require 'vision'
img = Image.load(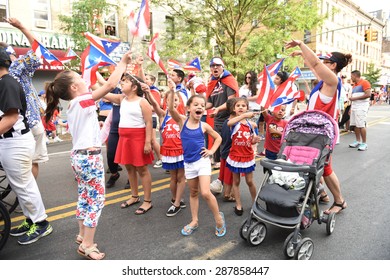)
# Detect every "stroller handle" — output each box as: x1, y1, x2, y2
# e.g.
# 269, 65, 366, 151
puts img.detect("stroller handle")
260, 158, 312, 173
